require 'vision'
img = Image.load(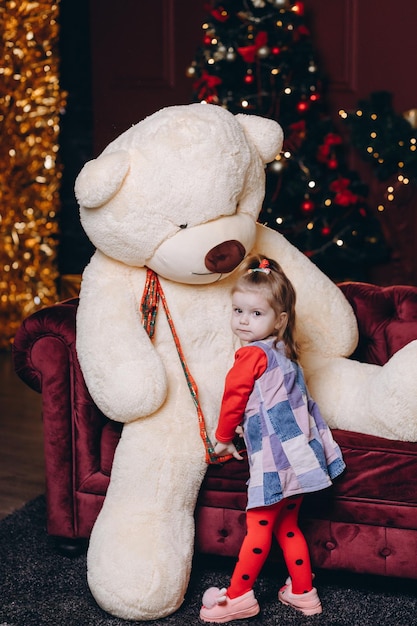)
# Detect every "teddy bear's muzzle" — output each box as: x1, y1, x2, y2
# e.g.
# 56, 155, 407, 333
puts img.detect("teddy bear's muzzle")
205, 240, 246, 274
